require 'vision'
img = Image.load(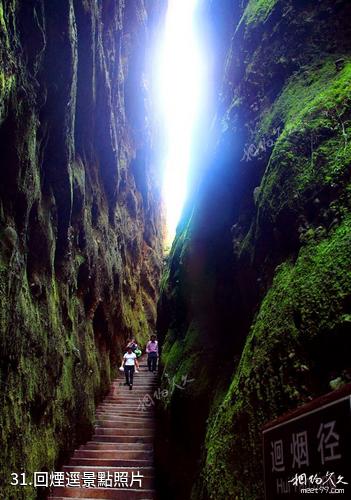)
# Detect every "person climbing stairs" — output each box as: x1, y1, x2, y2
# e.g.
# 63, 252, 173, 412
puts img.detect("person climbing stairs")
48, 355, 158, 499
